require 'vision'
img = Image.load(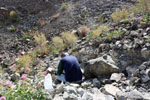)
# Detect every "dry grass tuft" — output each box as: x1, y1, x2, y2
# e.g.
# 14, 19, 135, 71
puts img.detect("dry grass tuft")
89, 25, 109, 39
34, 33, 47, 45
52, 36, 64, 47
111, 8, 130, 23
62, 32, 78, 48
79, 26, 90, 37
